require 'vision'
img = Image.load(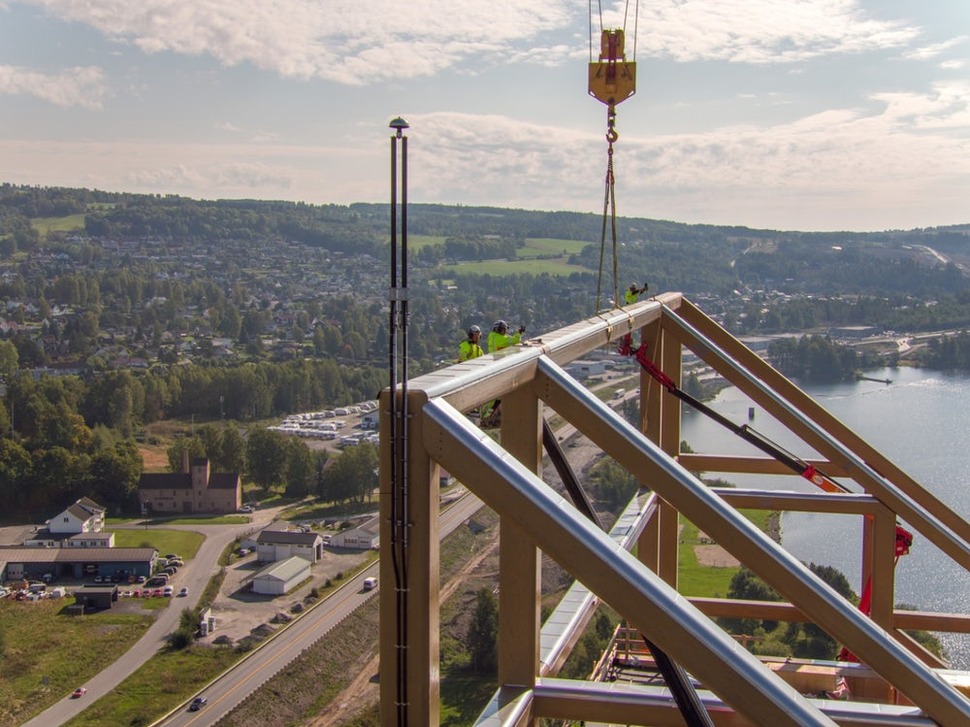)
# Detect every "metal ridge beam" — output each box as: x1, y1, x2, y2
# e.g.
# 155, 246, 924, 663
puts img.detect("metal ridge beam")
405, 293, 681, 412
